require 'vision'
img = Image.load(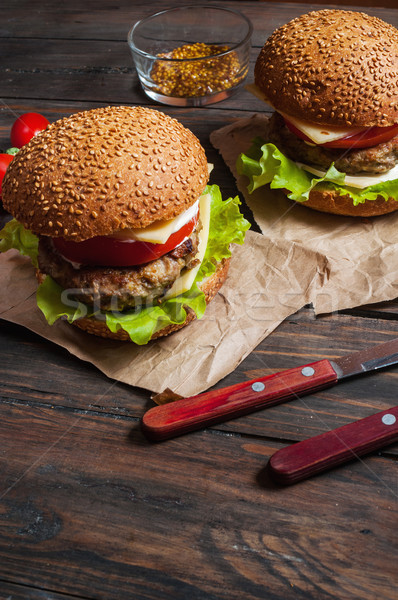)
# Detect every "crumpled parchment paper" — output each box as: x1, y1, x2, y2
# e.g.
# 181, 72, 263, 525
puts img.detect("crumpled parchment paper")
0, 231, 326, 396
210, 114, 398, 315
2, 113, 395, 397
